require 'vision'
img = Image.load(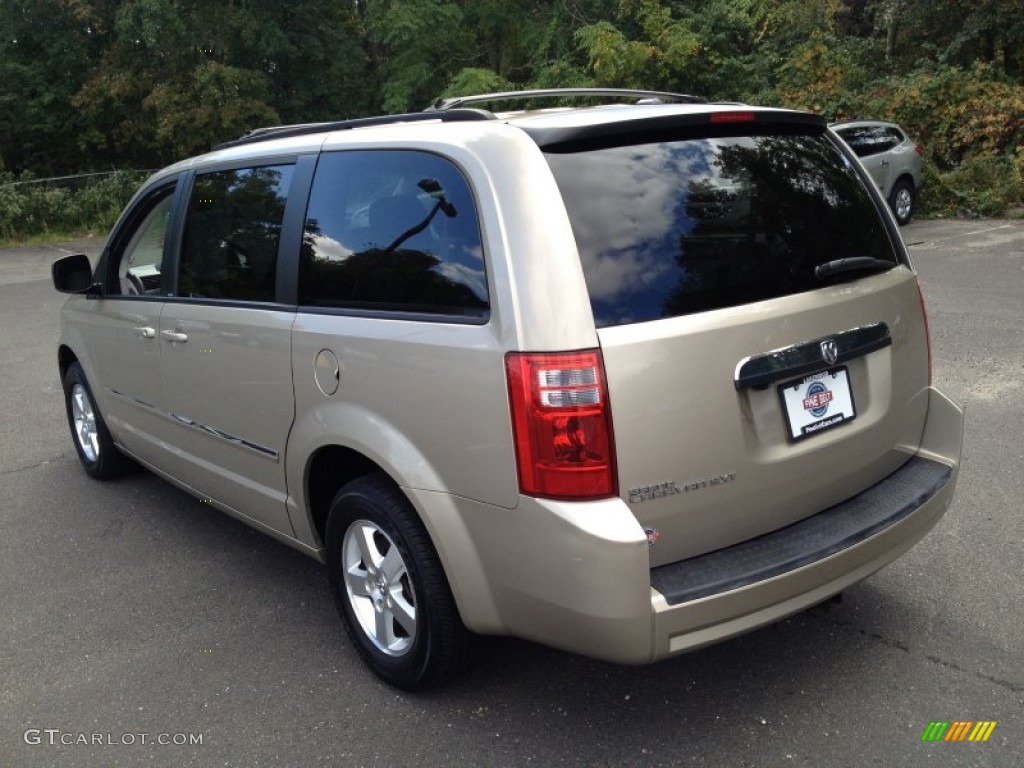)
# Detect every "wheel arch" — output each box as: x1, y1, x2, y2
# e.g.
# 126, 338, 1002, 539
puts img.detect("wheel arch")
58, 344, 79, 379
894, 172, 916, 191
305, 444, 383, 549
298, 441, 502, 634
